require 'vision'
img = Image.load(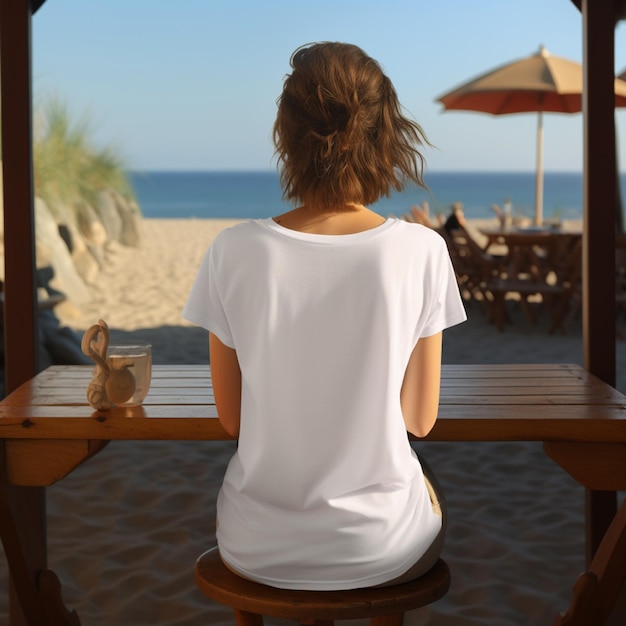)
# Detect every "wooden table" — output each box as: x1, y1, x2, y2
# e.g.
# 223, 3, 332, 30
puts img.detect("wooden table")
480, 227, 582, 282
475, 228, 583, 333
480, 227, 581, 248
1, 363, 626, 624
